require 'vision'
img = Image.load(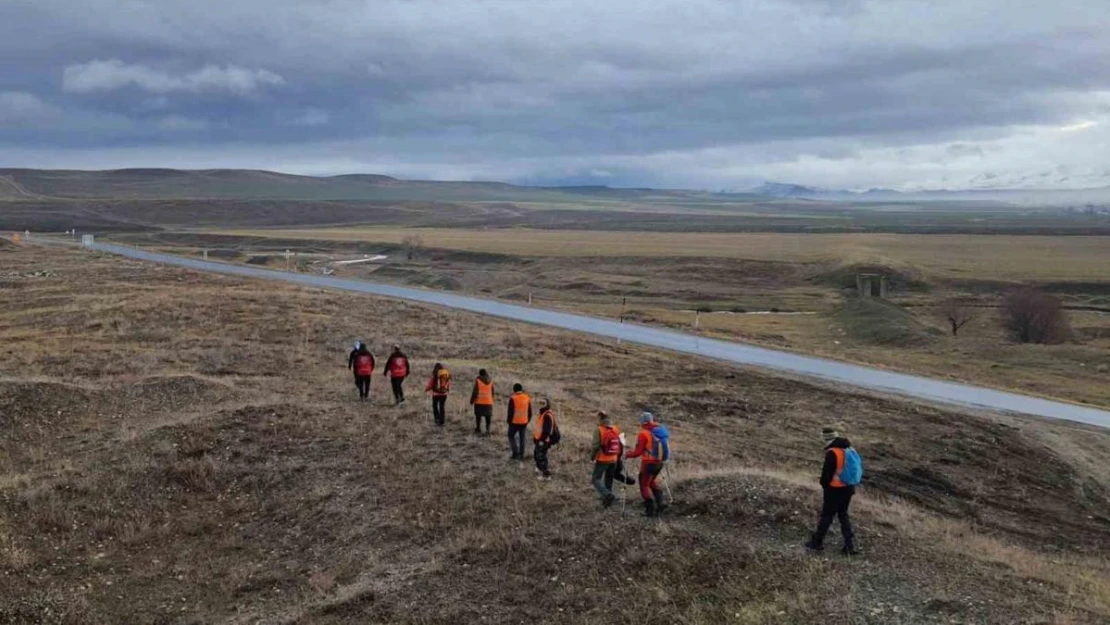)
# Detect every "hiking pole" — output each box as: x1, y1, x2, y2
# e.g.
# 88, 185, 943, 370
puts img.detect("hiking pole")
663, 463, 674, 504
620, 471, 627, 517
